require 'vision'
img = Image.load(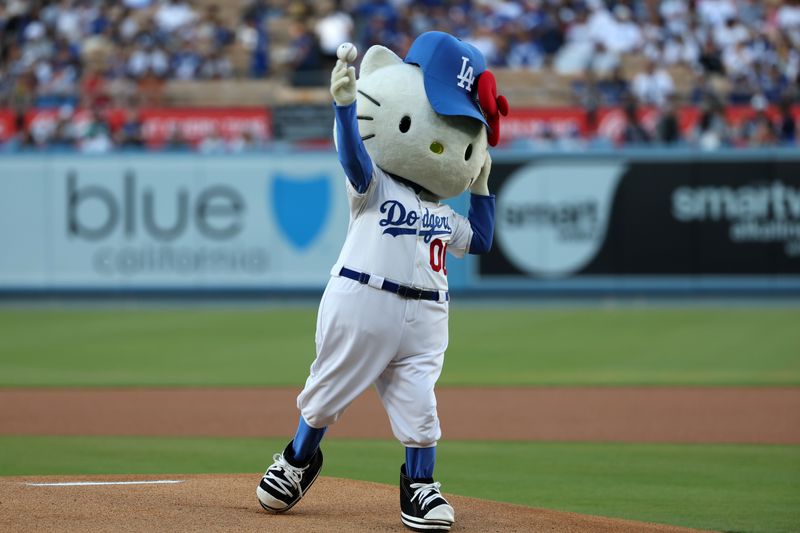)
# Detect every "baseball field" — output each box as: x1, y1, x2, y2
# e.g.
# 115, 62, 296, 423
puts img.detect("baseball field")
1, 306, 798, 532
